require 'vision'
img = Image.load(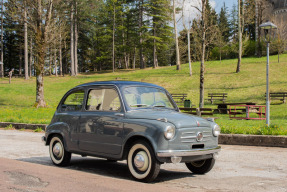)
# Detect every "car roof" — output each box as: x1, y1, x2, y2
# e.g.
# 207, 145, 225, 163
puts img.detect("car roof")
75, 81, 164, 89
